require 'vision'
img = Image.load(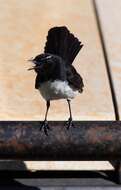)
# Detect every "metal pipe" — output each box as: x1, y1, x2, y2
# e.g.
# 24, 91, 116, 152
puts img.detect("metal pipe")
0, 121, 120, 160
